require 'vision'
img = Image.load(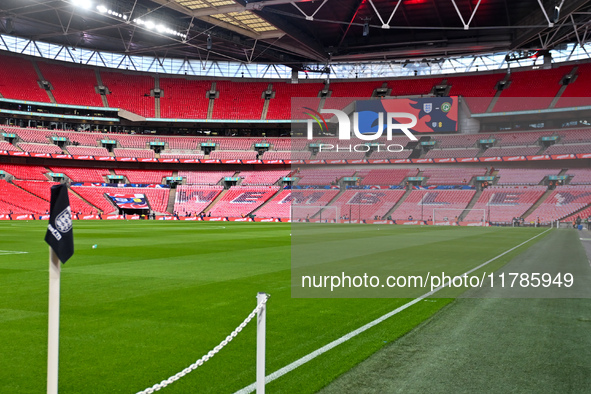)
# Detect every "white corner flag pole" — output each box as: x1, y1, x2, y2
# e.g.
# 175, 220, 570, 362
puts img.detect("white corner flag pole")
47, 247, 61, 394
256, 293, 267, 394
